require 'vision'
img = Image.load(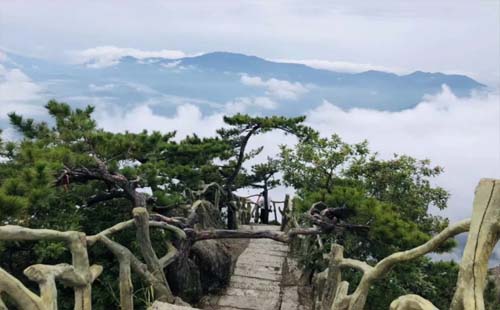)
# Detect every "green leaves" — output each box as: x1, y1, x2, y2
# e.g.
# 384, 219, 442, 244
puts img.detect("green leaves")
282, 132, 458, 309
217, 113, 313, 194
0, 100, 467, 308
280, 133, 368, 193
